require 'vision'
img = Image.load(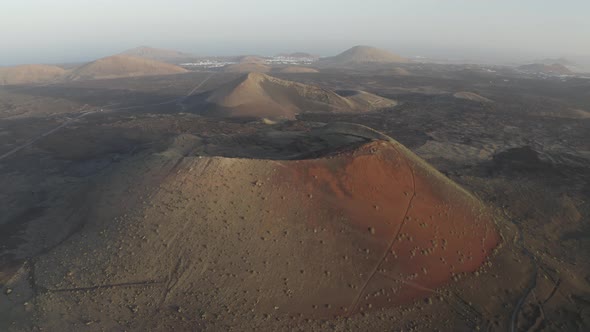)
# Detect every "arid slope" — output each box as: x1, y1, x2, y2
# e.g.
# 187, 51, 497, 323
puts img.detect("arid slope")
120, 46, 196, 63
192, 72, 396, 119
66, 55, 188, 81
0, 123, 522, 331
222, 63, 271, 73
278, 66, 319, 73
0, 64, 65, 85
320, 45, 409, 66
